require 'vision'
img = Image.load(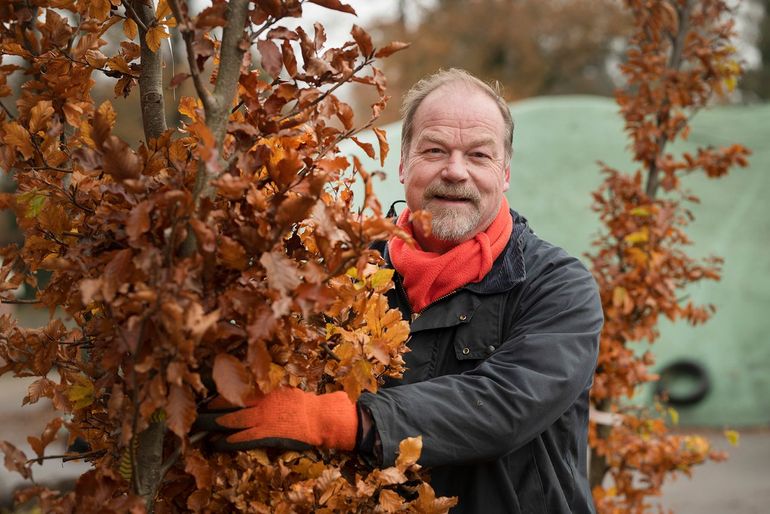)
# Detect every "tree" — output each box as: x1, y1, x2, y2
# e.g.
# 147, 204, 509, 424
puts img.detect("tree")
743, 0, 770, 99
368, 0, 629, 123
0, 1, 456, 512
587, 1, 750, 512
